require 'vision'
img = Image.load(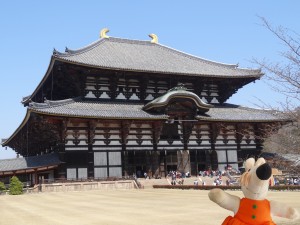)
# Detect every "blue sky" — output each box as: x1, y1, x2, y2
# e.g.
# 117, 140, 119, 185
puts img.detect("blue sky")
1, 1, 299, 159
